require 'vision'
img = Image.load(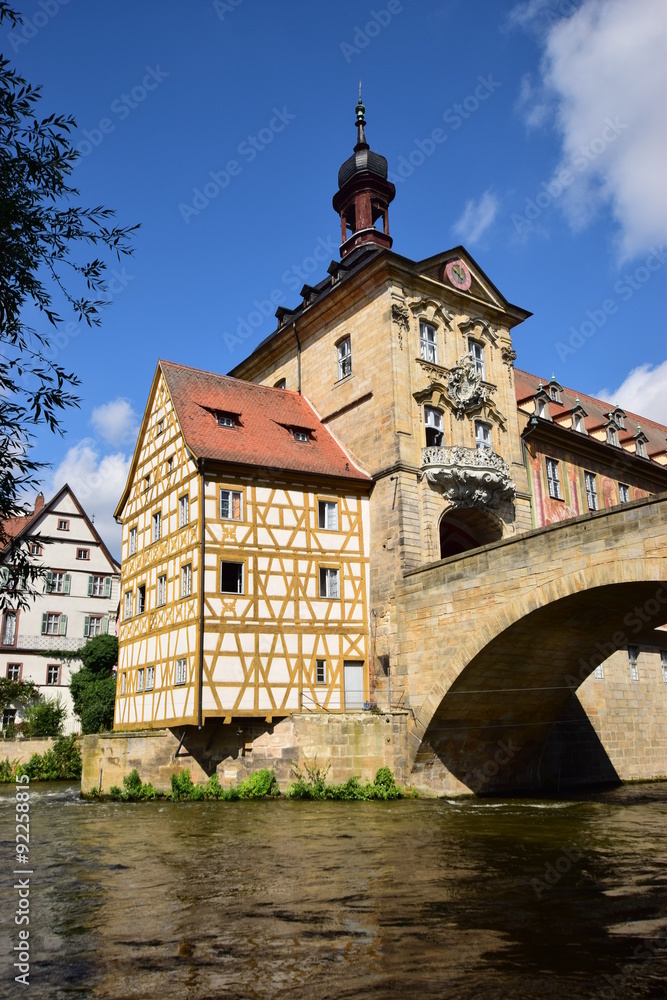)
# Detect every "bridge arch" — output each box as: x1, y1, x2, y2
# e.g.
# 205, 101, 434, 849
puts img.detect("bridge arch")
438, 507, 503, 558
